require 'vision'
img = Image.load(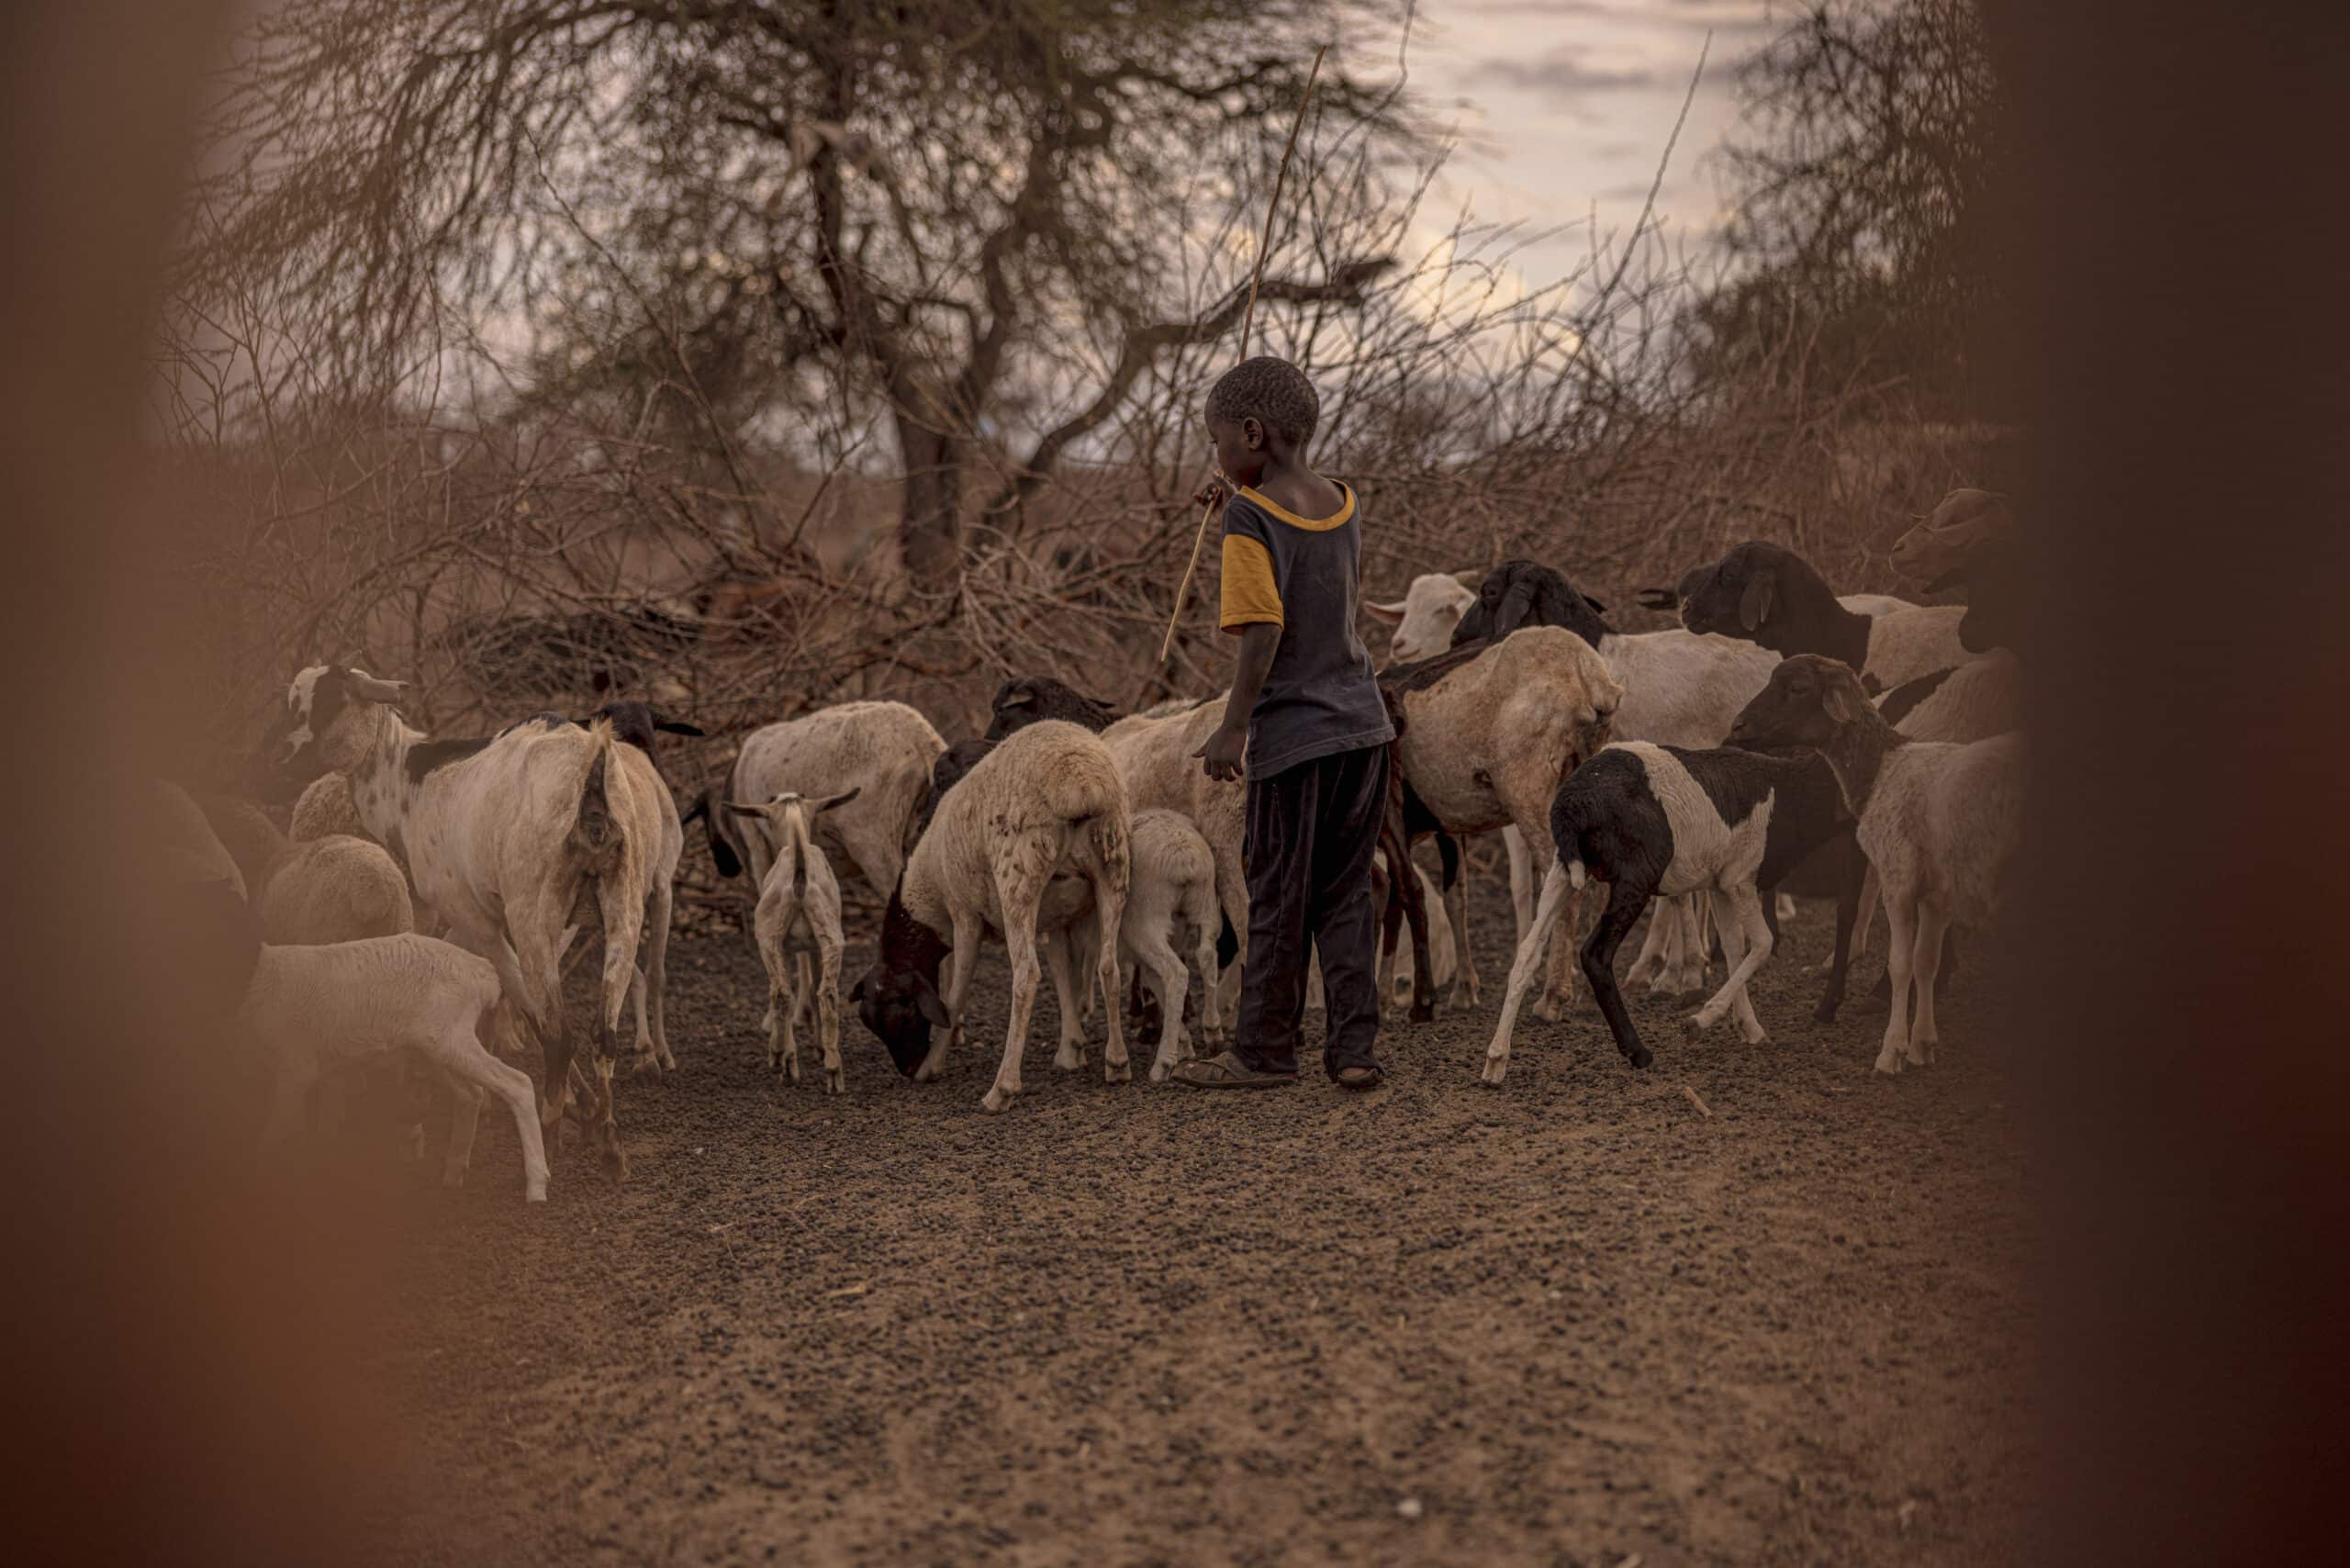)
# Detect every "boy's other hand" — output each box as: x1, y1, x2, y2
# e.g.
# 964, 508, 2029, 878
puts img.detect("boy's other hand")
1192, 476, 1231, 513
1194, 723, 1246, 782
